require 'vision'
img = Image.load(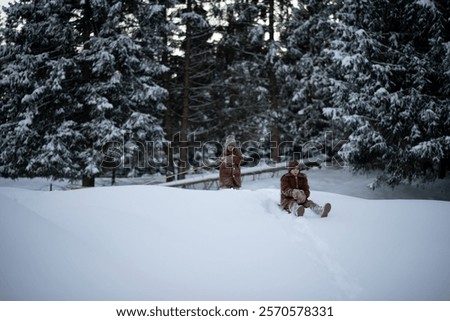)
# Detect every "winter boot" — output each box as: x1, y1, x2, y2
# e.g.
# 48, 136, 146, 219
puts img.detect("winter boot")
311, 203, 331, 218
294, 204, 305, 217
290, 203, 305, 217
